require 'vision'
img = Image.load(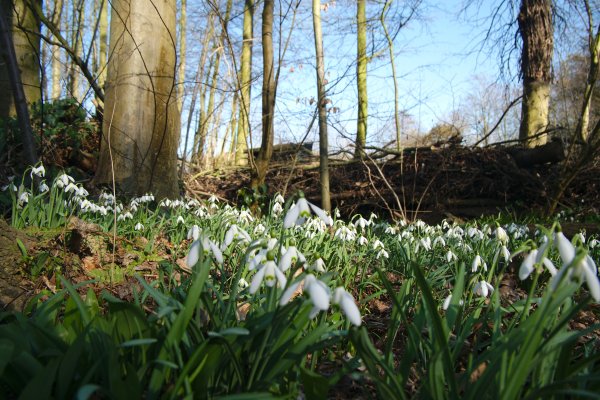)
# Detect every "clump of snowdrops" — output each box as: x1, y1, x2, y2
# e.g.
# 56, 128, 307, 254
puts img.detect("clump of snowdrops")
1, 164, 599, 398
